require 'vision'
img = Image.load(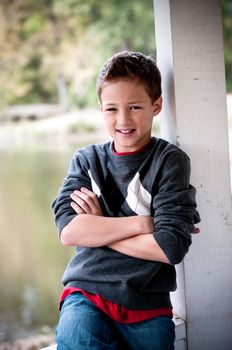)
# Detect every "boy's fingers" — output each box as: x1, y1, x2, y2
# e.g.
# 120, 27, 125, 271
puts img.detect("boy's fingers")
71, 192, 90, 210
81, 187, 98, 199
73, 190, 89, 202
80, 187, 92, 194
71, 201, 85, 214
71, 188, 103, 216
73, 189, 98, 208
193, 227, 200, 234
71, 190, 102, 215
